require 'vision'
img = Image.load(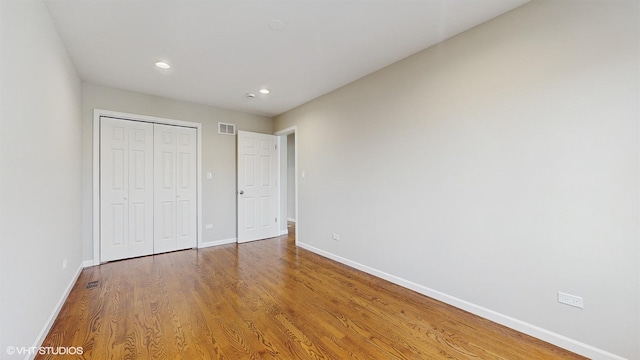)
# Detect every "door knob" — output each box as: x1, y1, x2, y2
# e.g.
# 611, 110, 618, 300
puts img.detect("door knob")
239, 190, 244, 195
